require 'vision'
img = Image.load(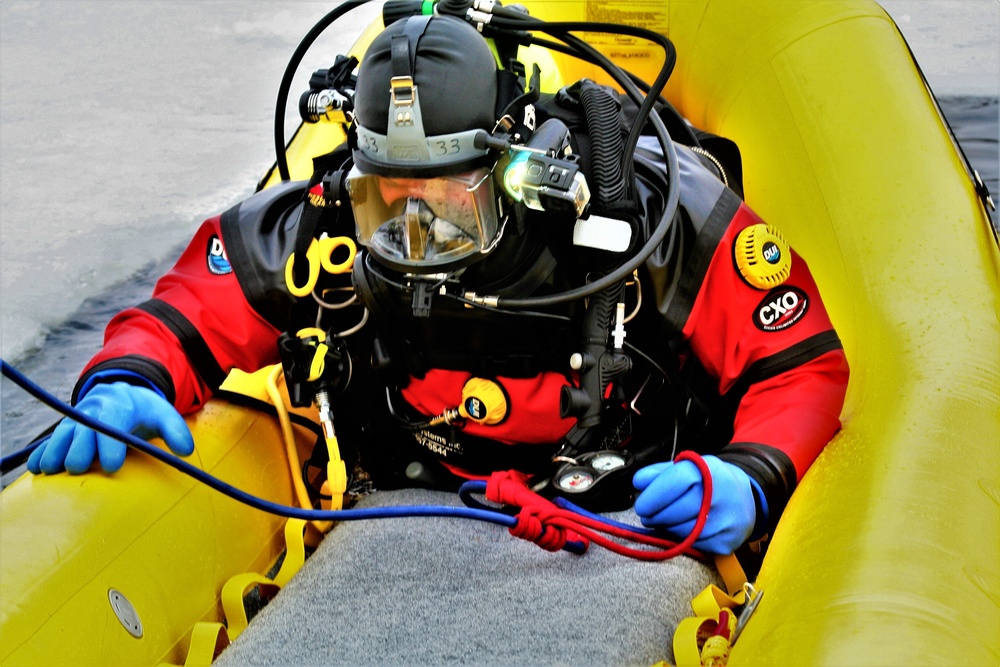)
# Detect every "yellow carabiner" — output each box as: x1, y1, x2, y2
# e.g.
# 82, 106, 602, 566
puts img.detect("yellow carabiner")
318, 236, 357, 274
295, 328, 328, 381
284, 240, 321, 297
